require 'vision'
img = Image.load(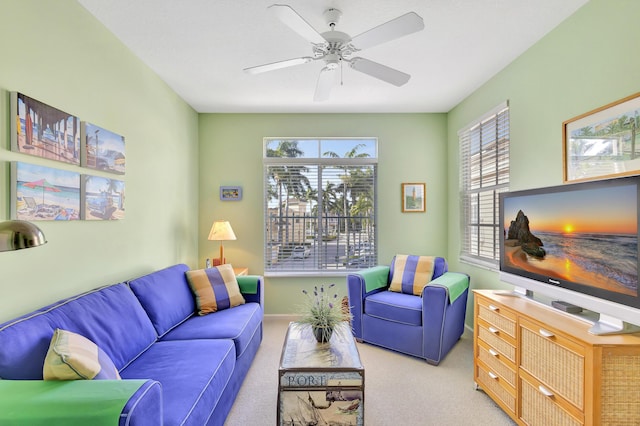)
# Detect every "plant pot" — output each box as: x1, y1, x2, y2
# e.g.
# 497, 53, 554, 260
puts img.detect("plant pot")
312, 326, 333, 343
